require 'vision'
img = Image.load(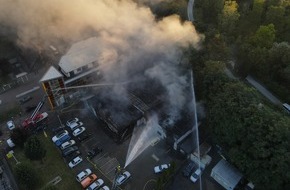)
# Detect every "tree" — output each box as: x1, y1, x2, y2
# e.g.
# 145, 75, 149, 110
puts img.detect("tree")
198, 0, 224, 26
249, 0, 265, 25
268, 42, 290, 78
15, 162, 41, 190
10, 128, 29, 147
207, 80, 290, 189
201, 60, 231, 100
265, 6, 285, 29
252, 24, 276, 48
237, 0, 265, 35
219, 0, 240, 36
24, 136, 46, 161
